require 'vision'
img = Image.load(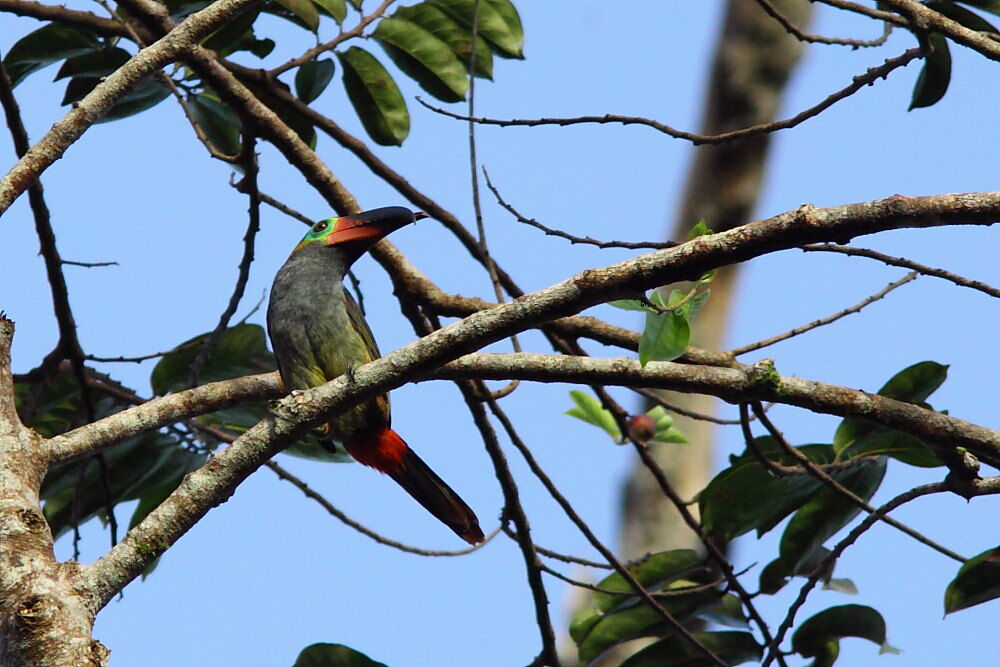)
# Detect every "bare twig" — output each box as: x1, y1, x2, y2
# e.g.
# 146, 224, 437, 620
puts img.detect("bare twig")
416, 47, 924, 146
730, 271, 918, 355
803, 243, 1000, 298
753, 0, 894, 47
187, 134, 261, 387
485, 170, 674, 250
